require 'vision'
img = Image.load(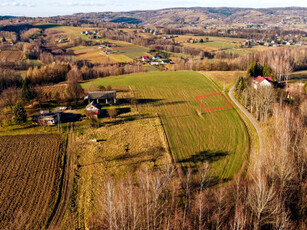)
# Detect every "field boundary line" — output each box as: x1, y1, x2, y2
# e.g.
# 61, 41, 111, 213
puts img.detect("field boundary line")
47, 123, 74, 229
156, 113, 184, 178
195, 93, 233, 112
